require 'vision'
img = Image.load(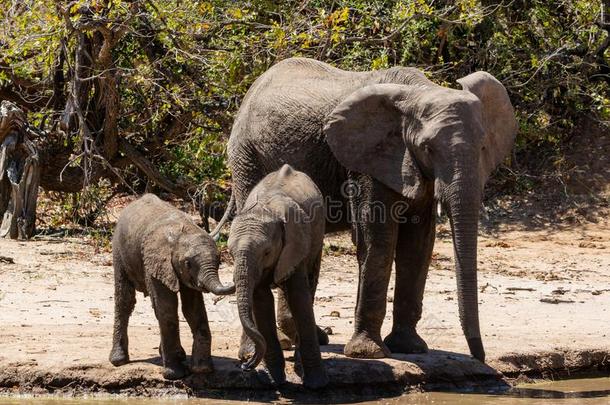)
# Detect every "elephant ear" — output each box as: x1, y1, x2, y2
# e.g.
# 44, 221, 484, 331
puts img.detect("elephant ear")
457, 71, 518, 186
142, 226, 180, 292
324, 84, 424, 200
270, 196, 311, 285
